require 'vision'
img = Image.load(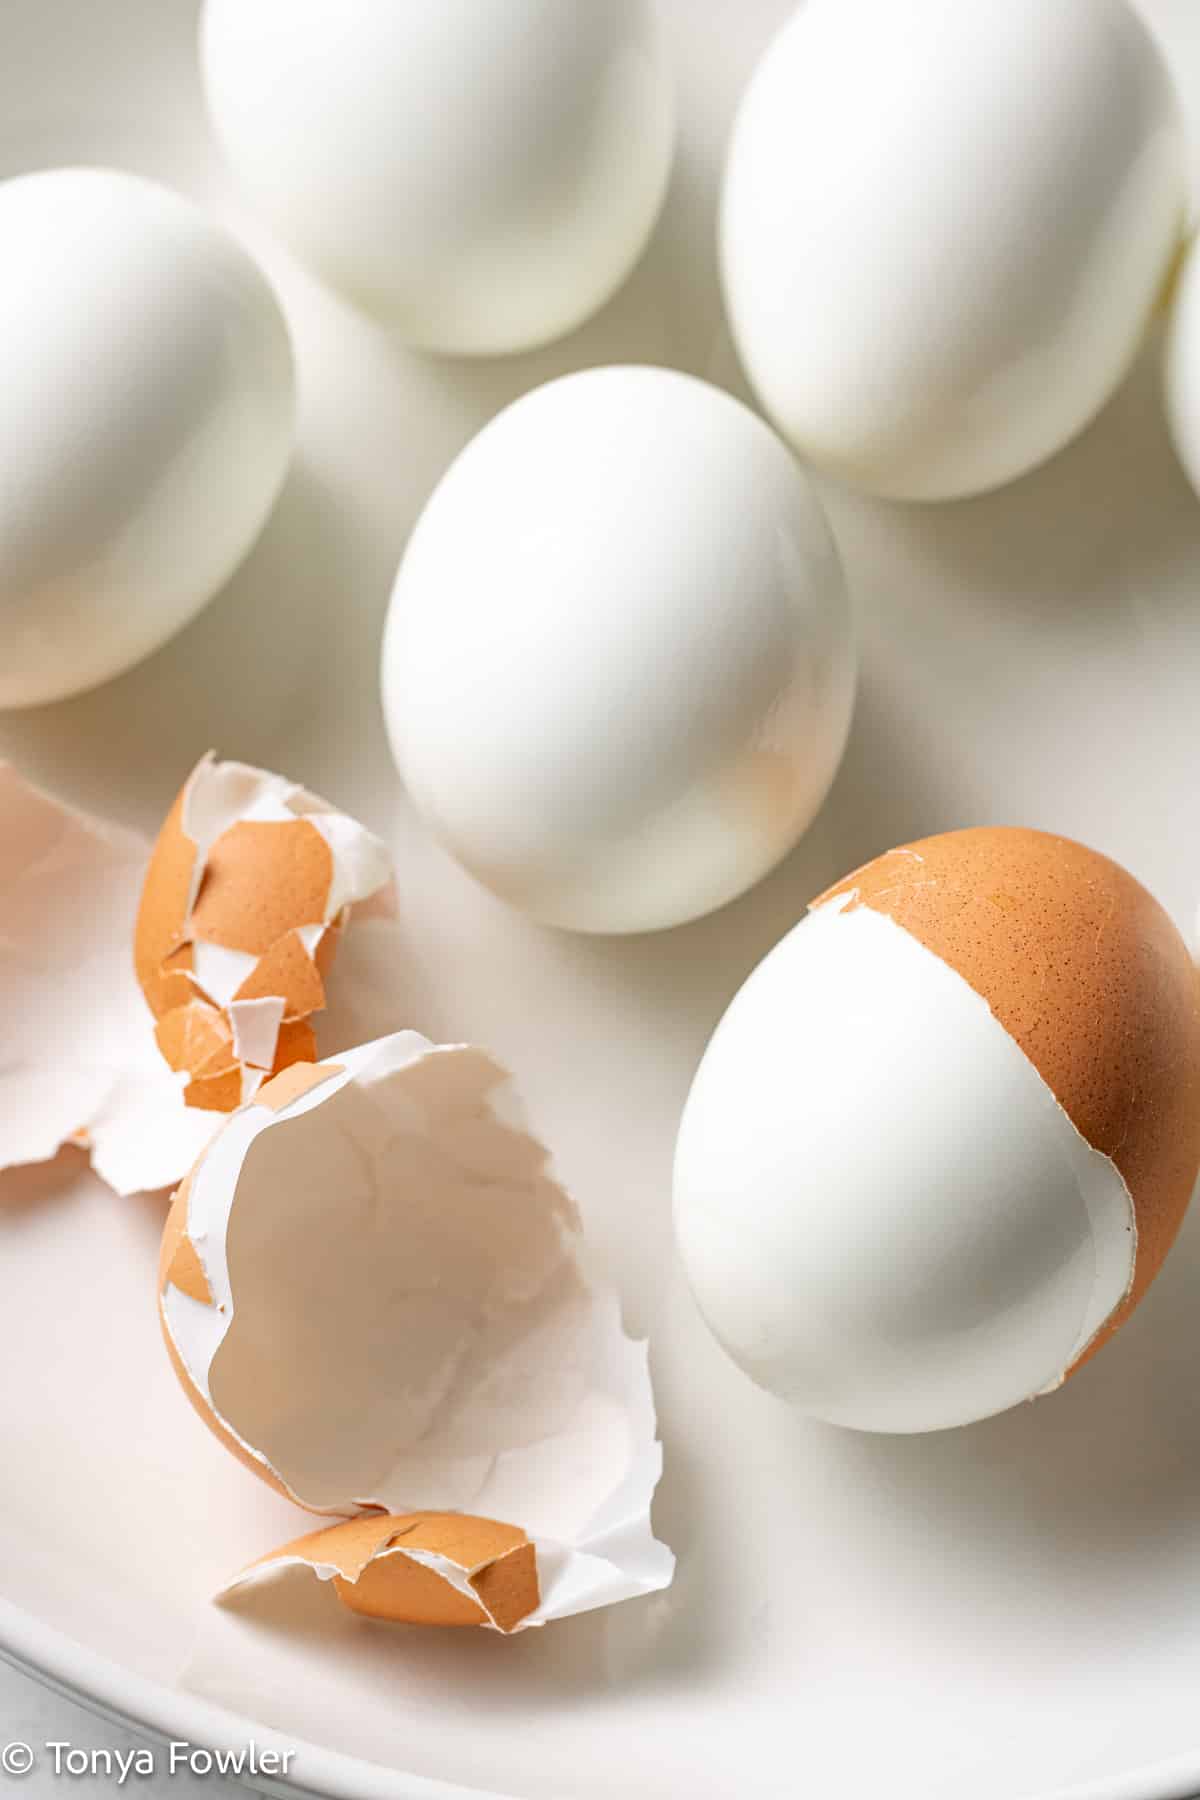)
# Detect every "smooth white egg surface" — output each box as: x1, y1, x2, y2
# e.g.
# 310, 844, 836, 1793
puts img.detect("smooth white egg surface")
200, 0, 675, 355
0, 168, 294, 709
721, 0, 1187, 502
673, 896, 1135, 1434
382, 366, 856, 935
1164, 233, 1200, 500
